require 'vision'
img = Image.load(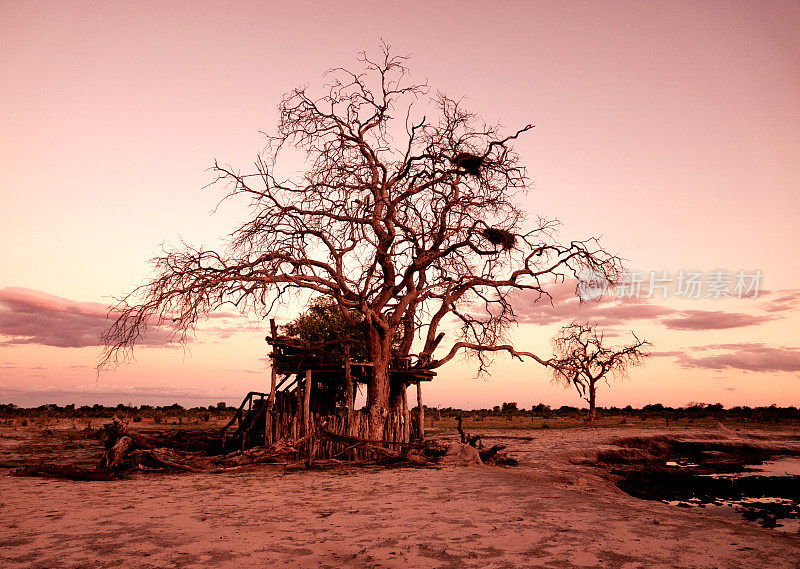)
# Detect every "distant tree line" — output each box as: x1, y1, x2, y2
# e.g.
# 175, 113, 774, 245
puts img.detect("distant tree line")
0, 402, 235, 424
416, 402, 800, 424
1, 401, 798, 425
